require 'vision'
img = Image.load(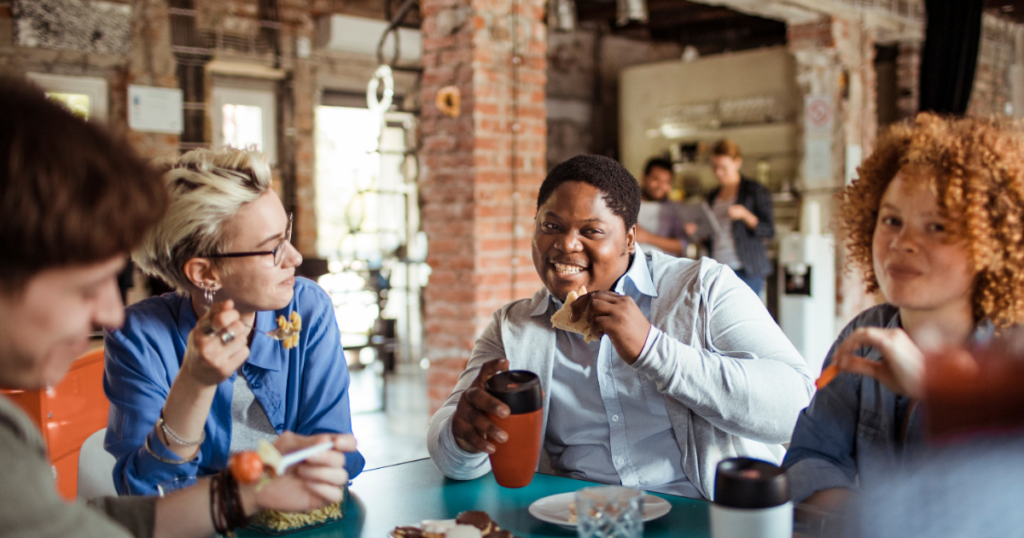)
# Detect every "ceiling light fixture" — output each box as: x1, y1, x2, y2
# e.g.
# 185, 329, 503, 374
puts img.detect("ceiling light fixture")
548, 0, 578, 33
616, 0, 648, 26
